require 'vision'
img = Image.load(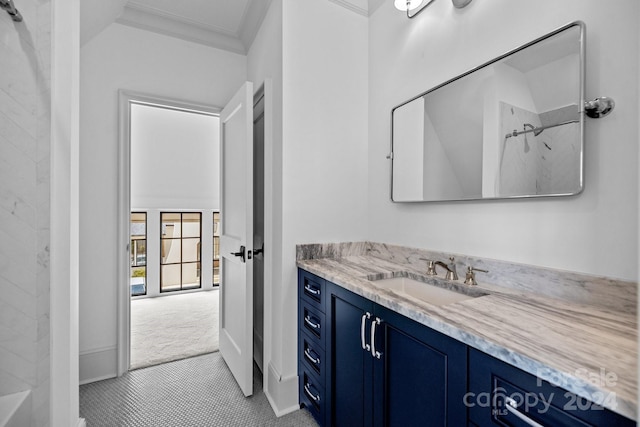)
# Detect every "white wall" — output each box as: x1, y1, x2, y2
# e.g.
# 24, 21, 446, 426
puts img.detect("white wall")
247, 0, 285, 412
280, 0, 369, 410
368, 0, 639, 281
79, 22, 246, 382
130, 104, 220, 209
247, 0, 369, 414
